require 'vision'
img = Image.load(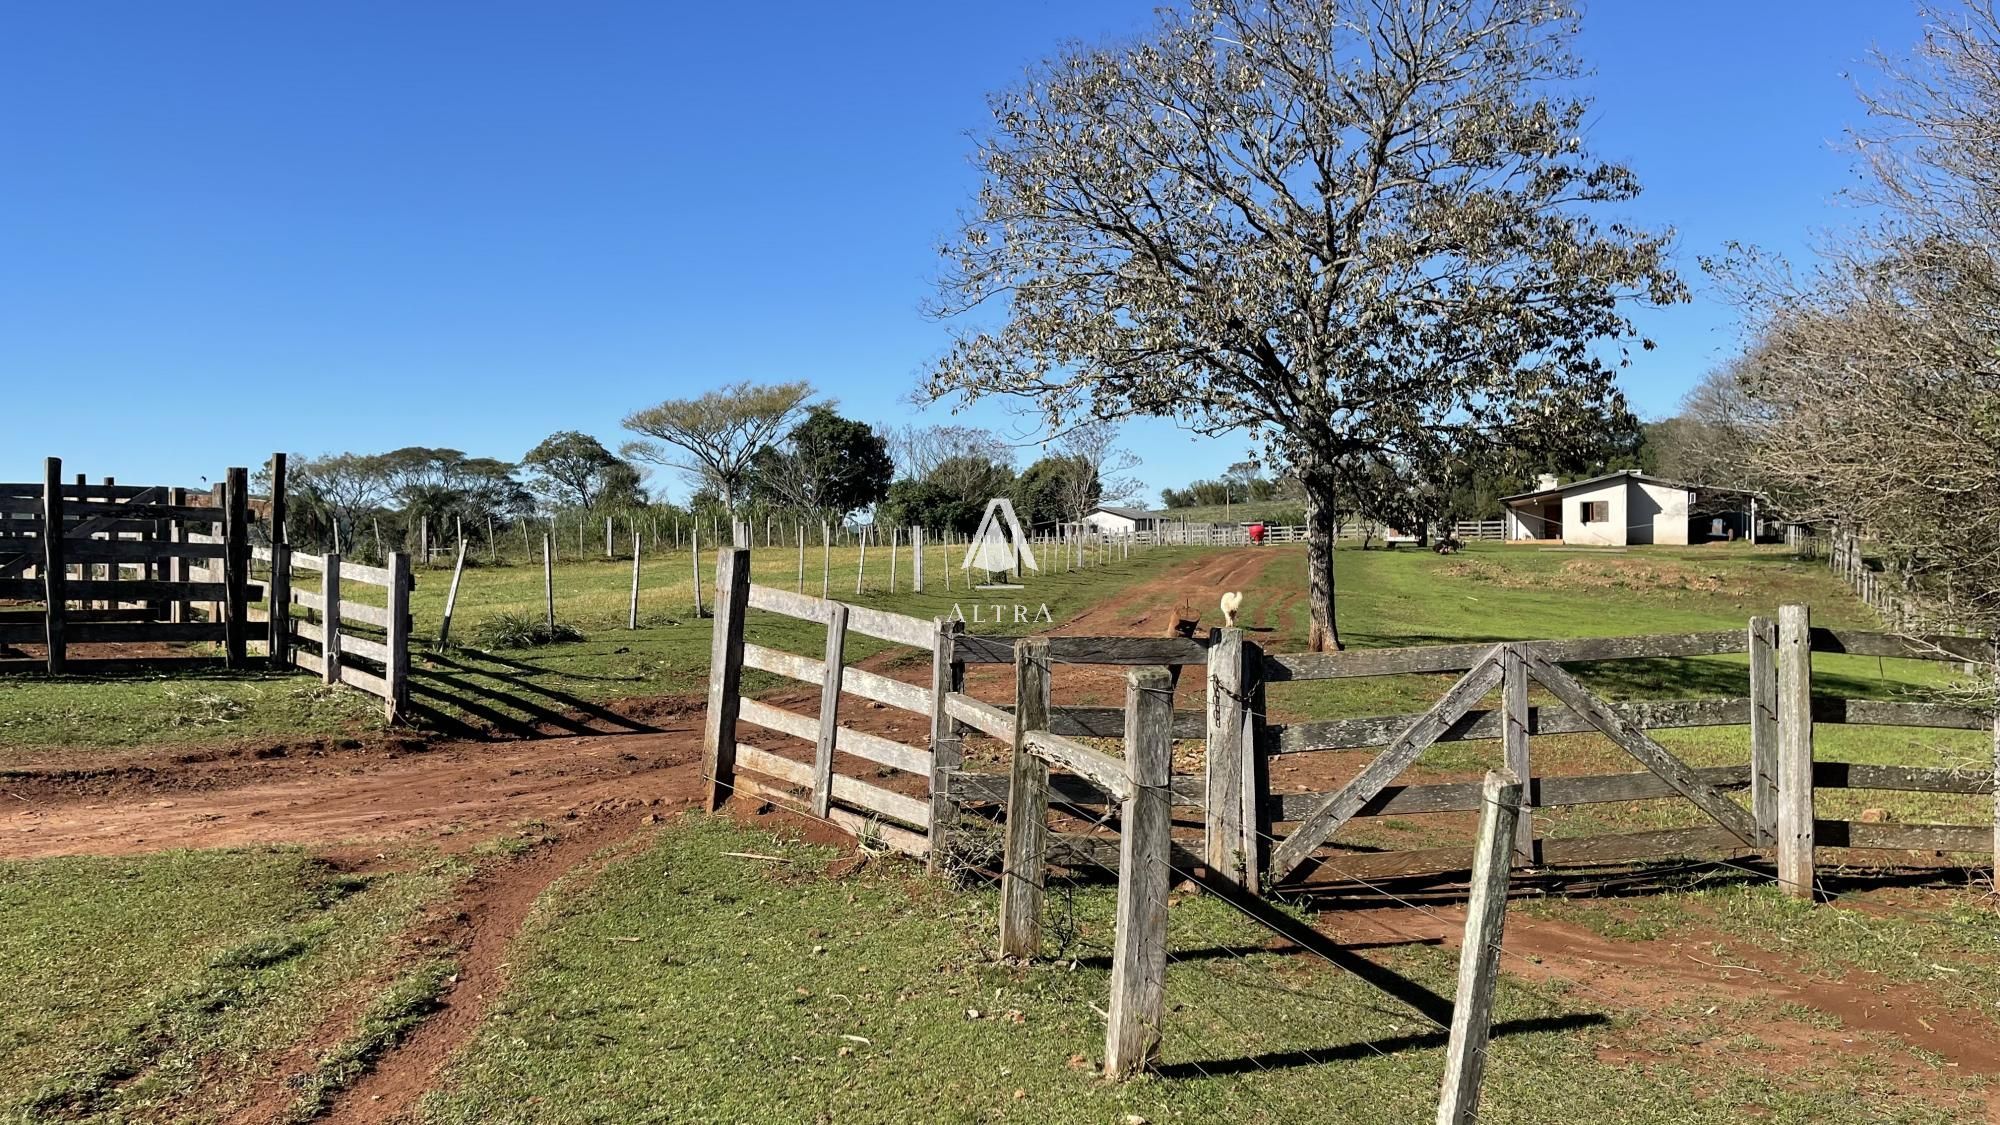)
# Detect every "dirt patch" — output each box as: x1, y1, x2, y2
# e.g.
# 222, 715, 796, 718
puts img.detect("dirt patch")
1444, 556, 1728, 596
1328, 899, 2000, 1110
0, 722, 707, 860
